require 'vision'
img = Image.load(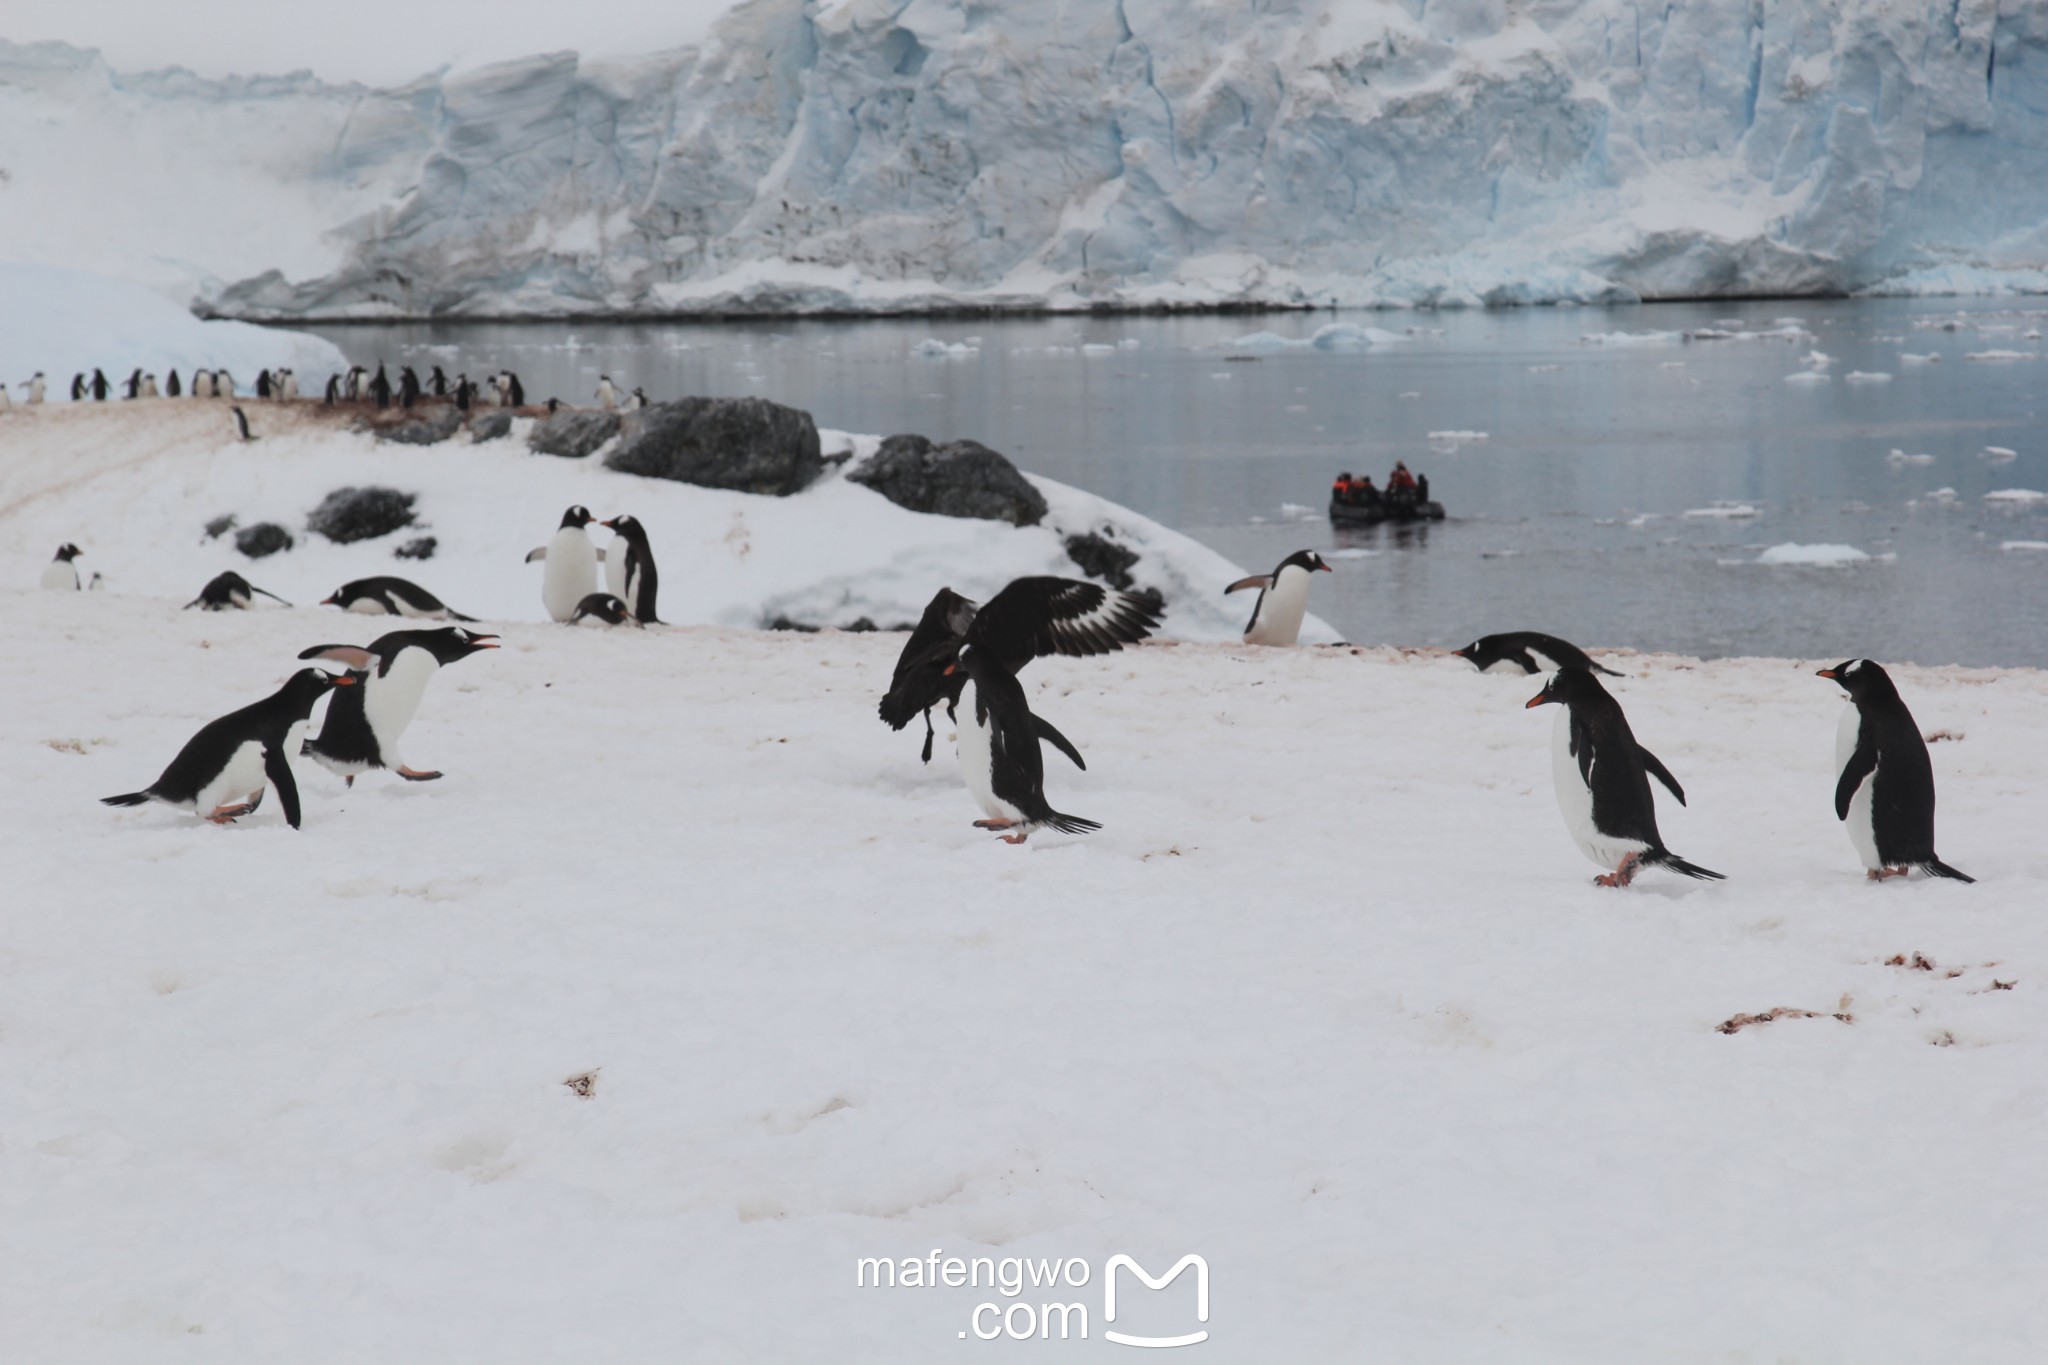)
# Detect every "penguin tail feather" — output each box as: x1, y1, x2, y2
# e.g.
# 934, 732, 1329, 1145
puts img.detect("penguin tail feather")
1593, 663, 1626, 677
101, 791, 151, 807
448, 609, 479, 622
1922, 859, 1976, 884
1648, 852, 1725, 881
1040, 812, 1102, 837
